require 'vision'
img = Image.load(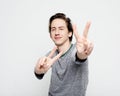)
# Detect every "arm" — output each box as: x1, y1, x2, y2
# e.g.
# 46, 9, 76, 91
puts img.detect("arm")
73, 22, 94, 60
34, 47, 63, 80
